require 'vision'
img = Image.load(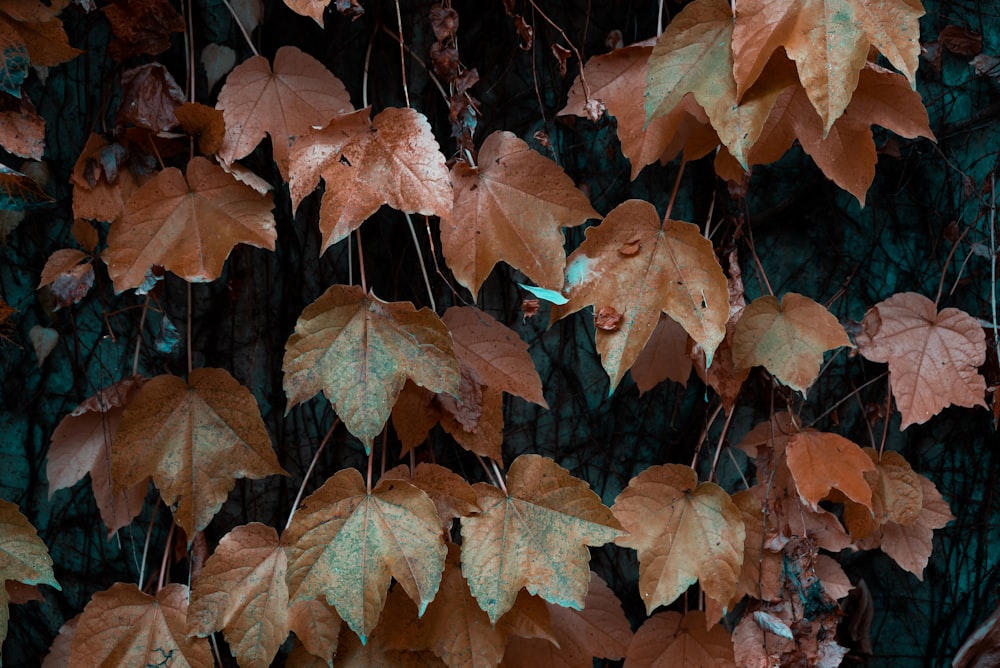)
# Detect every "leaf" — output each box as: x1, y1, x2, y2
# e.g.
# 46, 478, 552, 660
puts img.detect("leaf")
460, 454, 623, 623
111, 367, 286, 536
39, 248, 93, 309
0, 1, 81, 70
0, 21, 28, 97
858, 292, 987, 428
188, 523, 289, 668
440, 382, 504, 463
843, 449, 923, 540
644, 0, 792, 167
730, 490, 782, 603
865, 473, 953, 579
0, 498, 59, 646
47, 377, 147, 537
42, 615, 77, 667
611, 463, 744, 612
731, 0, 924, 131
283, 284, 460, 450
283, 468, 446, 641
289, 598, 341, 663
556, 199, 728, 392
440, 130, 598, 295
334, 628, 446, 667
68, 583, 212, 667
106, 156, 276, 292
442, 306, 547, 407
787, 430, 875, 511
381, 463, 480, 530
175, 101, 226, 155
0, 94, 44, 159
29, 324, 57, 365
217, 45, 353, 178
632, 314, 692, 393
288, 107, 452, 254
502, 573, 632, 668
71, 133, 142, 224
102, 0, 186, 60
0, 160, 51, 209
117, 62, 185, 132
953, 599, 1000, 668
731, 293, 851, 393
814, 554, 853, 600
561, 44, 718, 179
623, 611, 736, 667
384, 543, 507, 668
